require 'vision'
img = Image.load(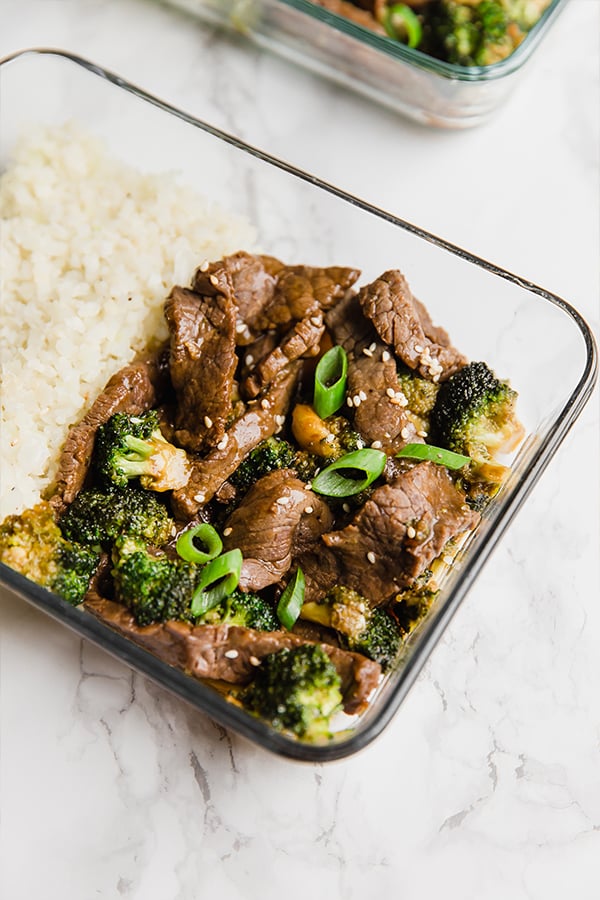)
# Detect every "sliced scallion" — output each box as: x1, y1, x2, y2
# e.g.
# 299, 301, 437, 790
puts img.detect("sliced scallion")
313, 346, 348, 419
190, 548, 242, 617
382, 4, 422, 48
311, 448, 386, 497
277, 567, 306, 631
395, 442, 471, 469
176, 523, 223, 565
